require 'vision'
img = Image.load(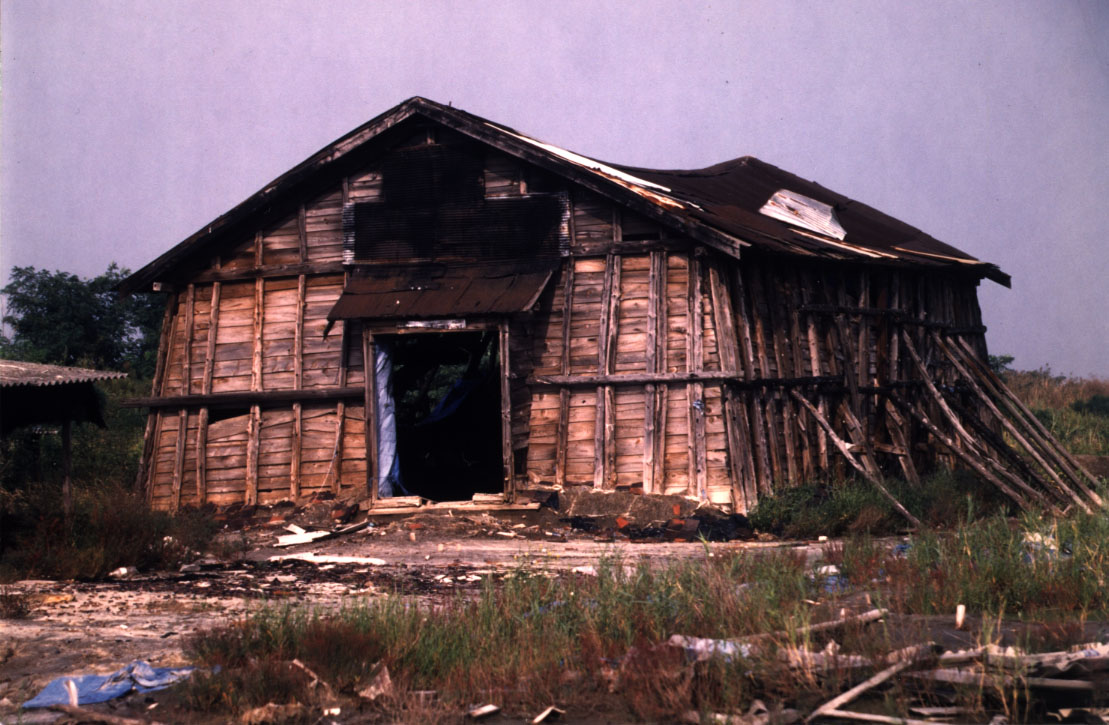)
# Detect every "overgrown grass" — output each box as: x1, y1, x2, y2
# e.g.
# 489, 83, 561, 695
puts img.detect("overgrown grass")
1004, 367, 1109, 456
184, 553, 835, 719
748, 469, 1011, 539
0, 483, 218, 580
840, 507, 1109, 618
